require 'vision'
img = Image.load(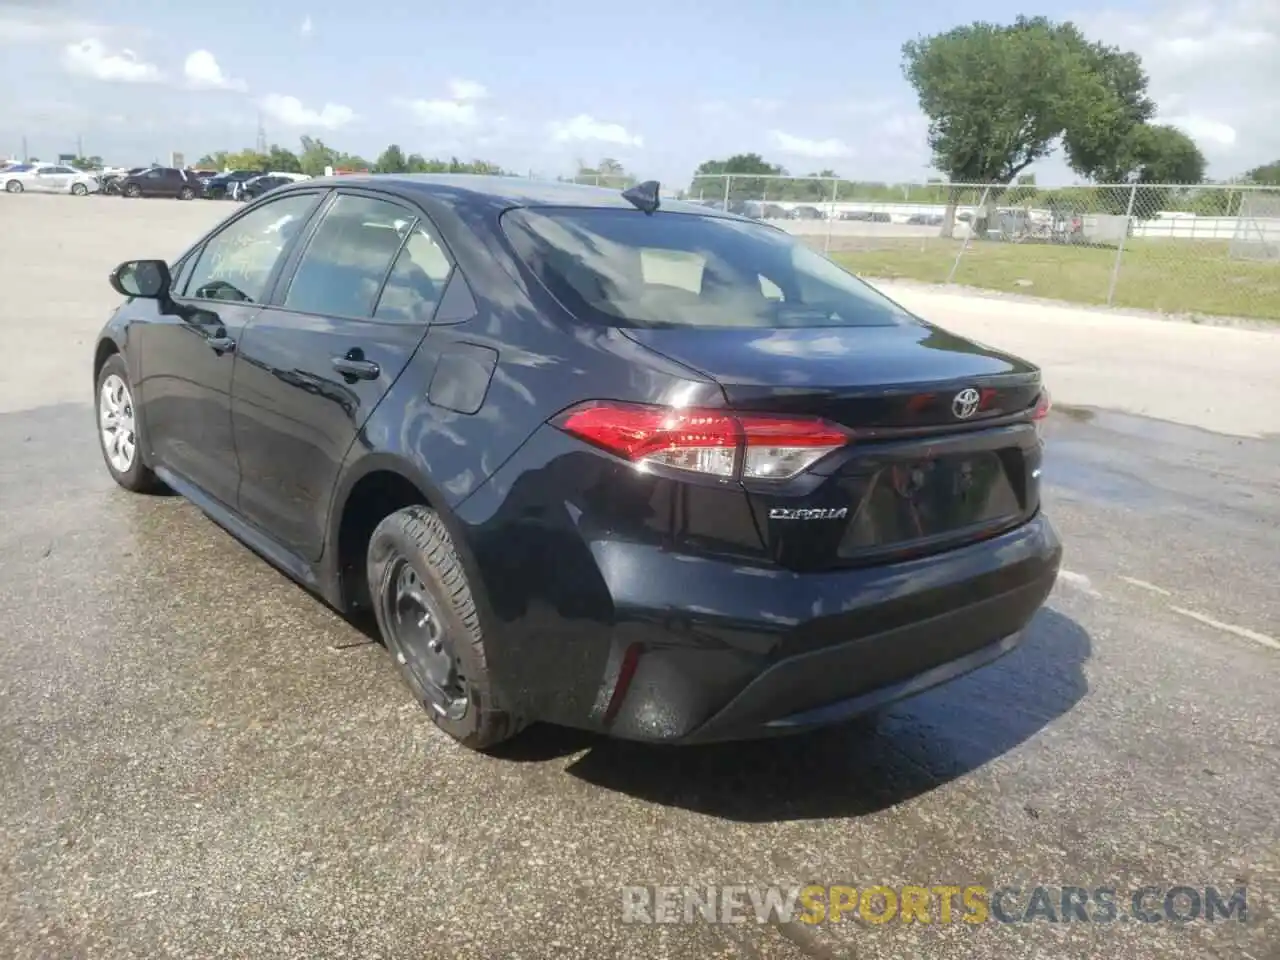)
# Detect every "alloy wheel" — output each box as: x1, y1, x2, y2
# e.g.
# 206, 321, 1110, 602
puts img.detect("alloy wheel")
99, 374, 137, 473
